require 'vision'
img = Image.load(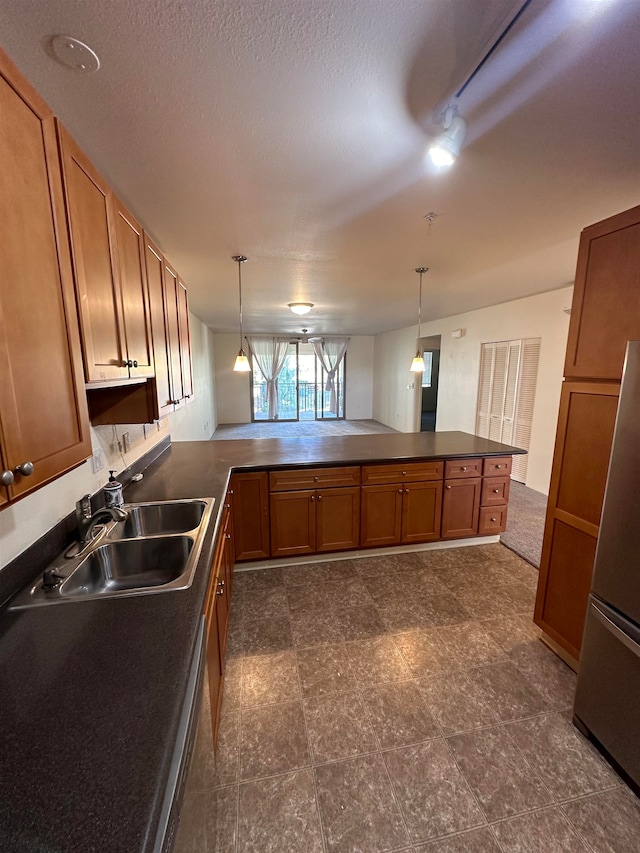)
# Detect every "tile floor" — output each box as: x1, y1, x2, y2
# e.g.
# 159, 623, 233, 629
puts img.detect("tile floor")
199, 544, 640, 852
